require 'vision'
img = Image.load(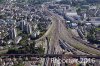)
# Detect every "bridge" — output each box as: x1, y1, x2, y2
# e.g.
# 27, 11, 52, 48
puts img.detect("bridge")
0, 54, 100, 59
